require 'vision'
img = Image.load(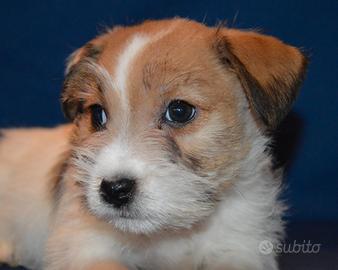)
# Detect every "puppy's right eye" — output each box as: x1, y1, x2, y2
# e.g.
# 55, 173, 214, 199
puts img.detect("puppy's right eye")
90, 104, 107, 130
164, 100, 196, 126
